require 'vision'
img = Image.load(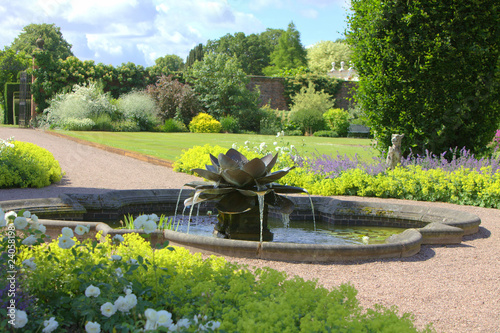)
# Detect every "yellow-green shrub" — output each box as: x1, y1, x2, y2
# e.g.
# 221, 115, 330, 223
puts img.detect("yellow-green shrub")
0, 140, 63, 188
18, 233, 429, 332
188, 113, 222, 133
